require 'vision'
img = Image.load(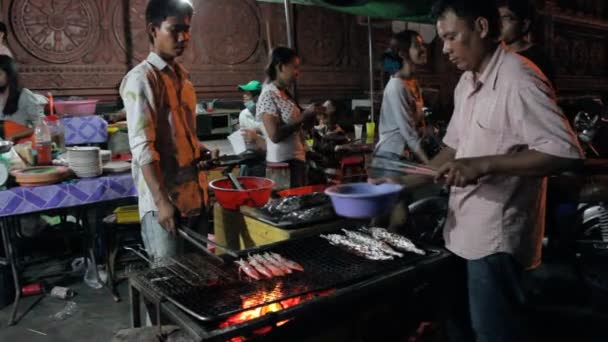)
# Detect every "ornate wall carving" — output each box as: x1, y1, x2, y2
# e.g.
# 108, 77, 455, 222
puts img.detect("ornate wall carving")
3, 0, 606, 107
2, 0, 371, 102
541, 0, 608, 97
